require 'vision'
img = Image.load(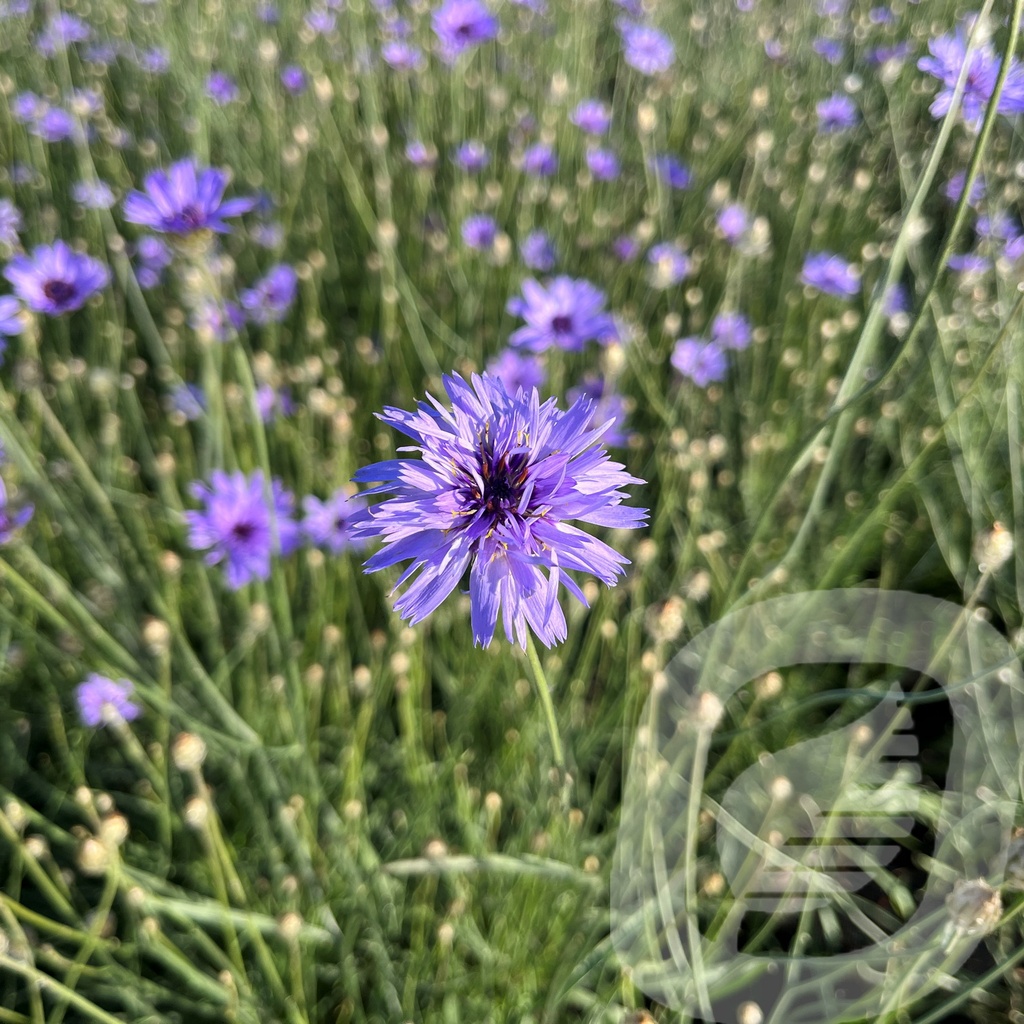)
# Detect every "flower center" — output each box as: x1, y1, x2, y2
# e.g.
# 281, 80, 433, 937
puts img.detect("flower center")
464, 446, 529, 523
179, 203, 205, 229
455, 21, 474, 38
43, 278, 76, 306
550, 314, 573, 335
231, 520, 257, 542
